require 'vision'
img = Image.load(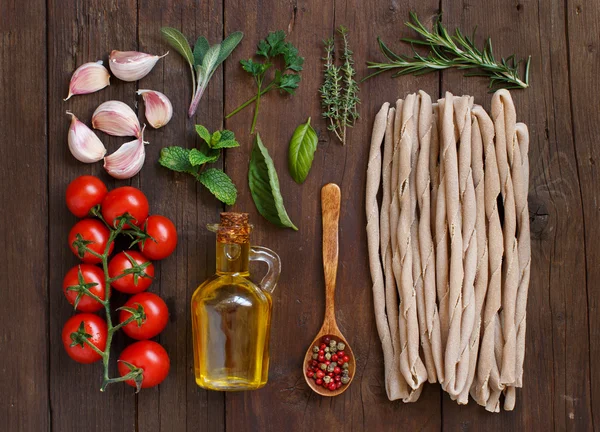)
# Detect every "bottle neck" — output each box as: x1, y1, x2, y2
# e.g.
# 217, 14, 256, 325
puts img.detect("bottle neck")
216, 241, 250, 275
